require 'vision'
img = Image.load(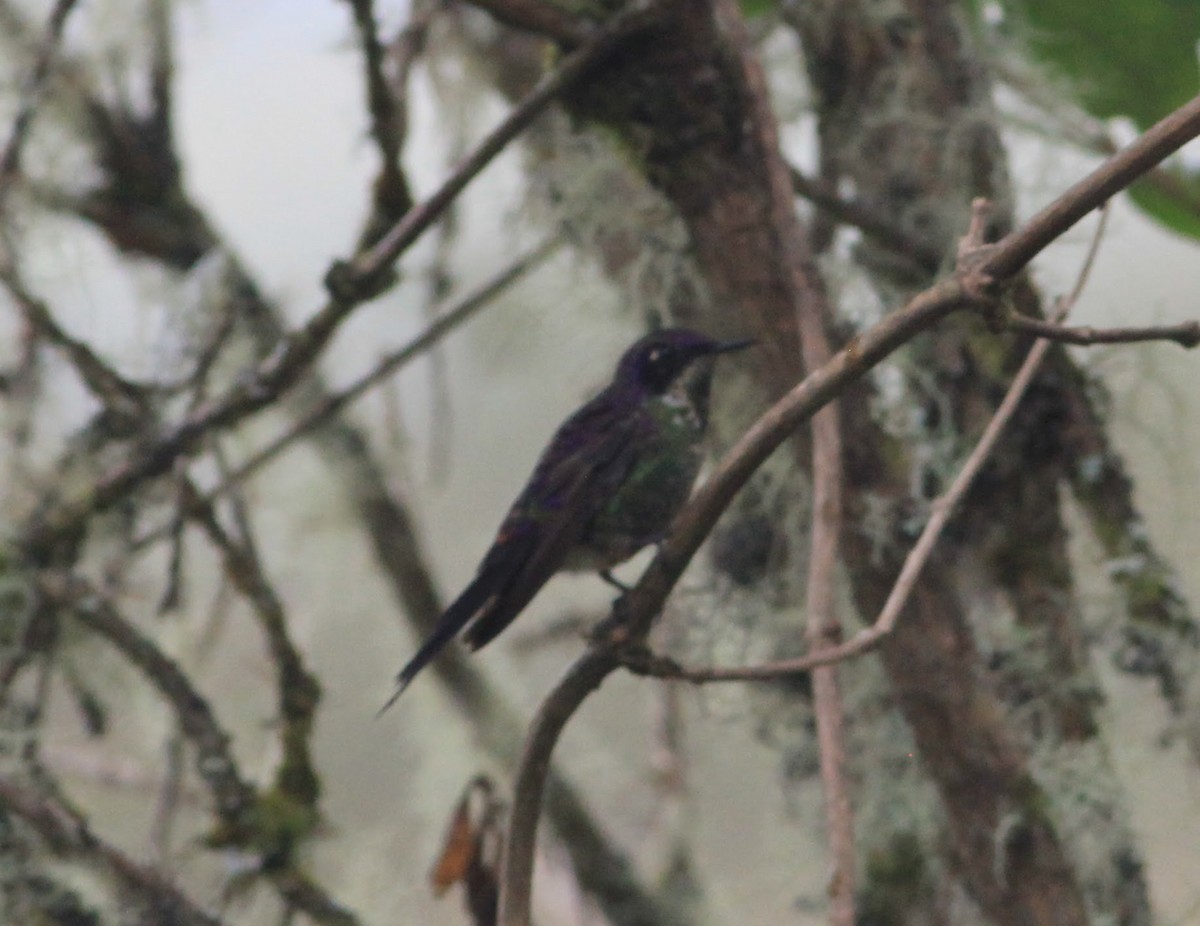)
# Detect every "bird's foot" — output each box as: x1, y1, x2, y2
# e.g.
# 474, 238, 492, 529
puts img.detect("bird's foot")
612, 642, 683, 678
599, 569, 631, 593
587, 593, 634, 645
586, 613, 622, 645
